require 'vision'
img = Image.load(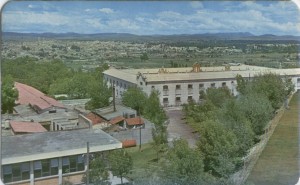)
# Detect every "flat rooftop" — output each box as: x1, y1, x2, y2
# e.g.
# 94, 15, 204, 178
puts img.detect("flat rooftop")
2, 128, 122, 165
93, 105, 136, 120
104, 65, 300, 83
